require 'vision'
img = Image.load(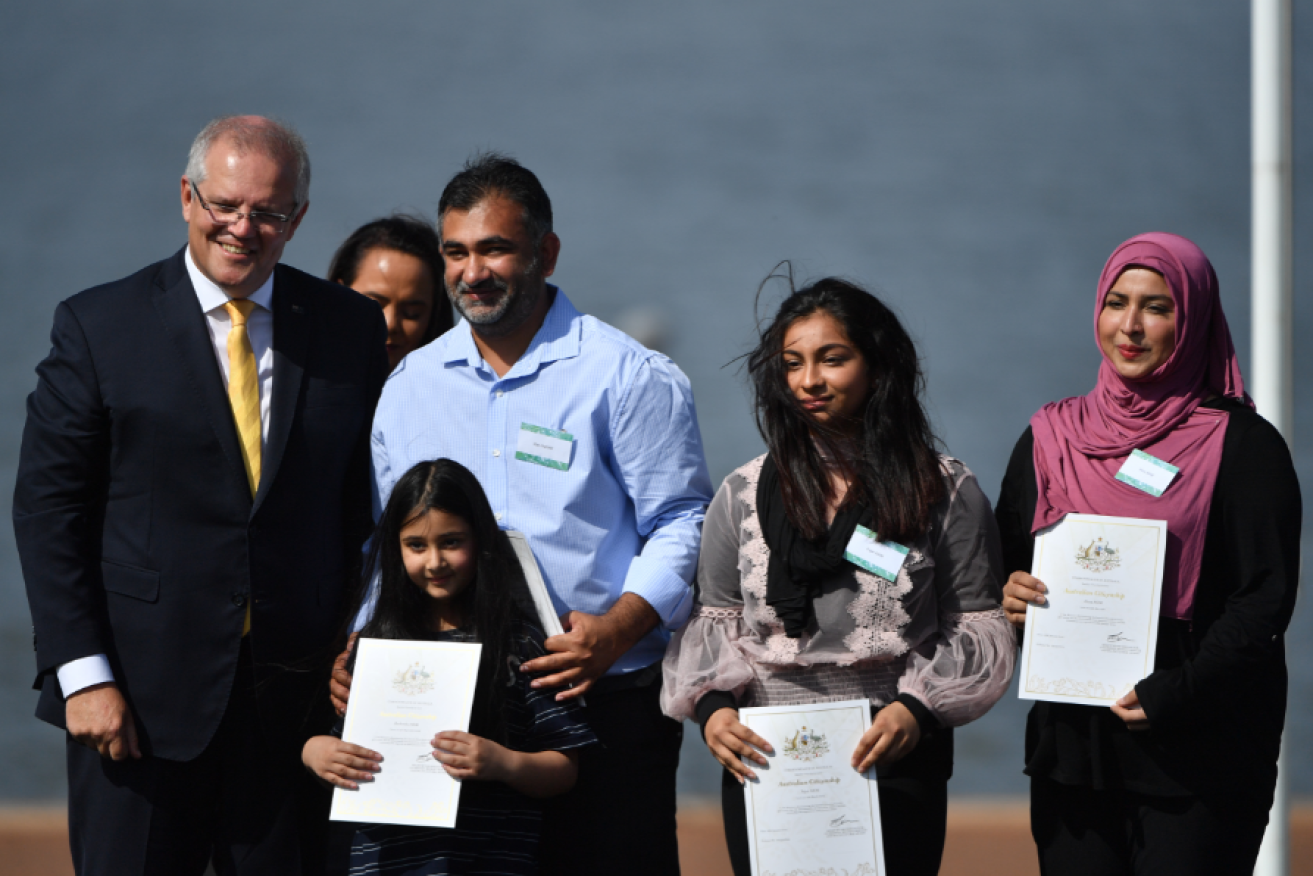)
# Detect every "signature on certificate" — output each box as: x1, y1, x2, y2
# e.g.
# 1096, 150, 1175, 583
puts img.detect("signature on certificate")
829, 815, 860, 828
1106, 631, 1131, 643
